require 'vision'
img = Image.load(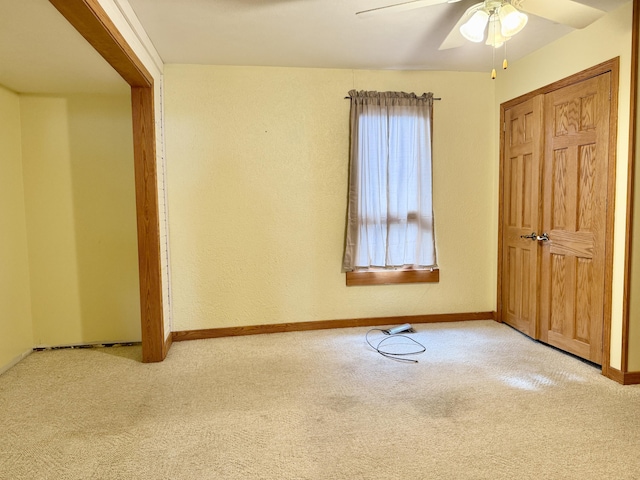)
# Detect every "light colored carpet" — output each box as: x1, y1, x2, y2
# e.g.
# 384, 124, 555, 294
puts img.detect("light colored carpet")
1, 320, 639, 479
